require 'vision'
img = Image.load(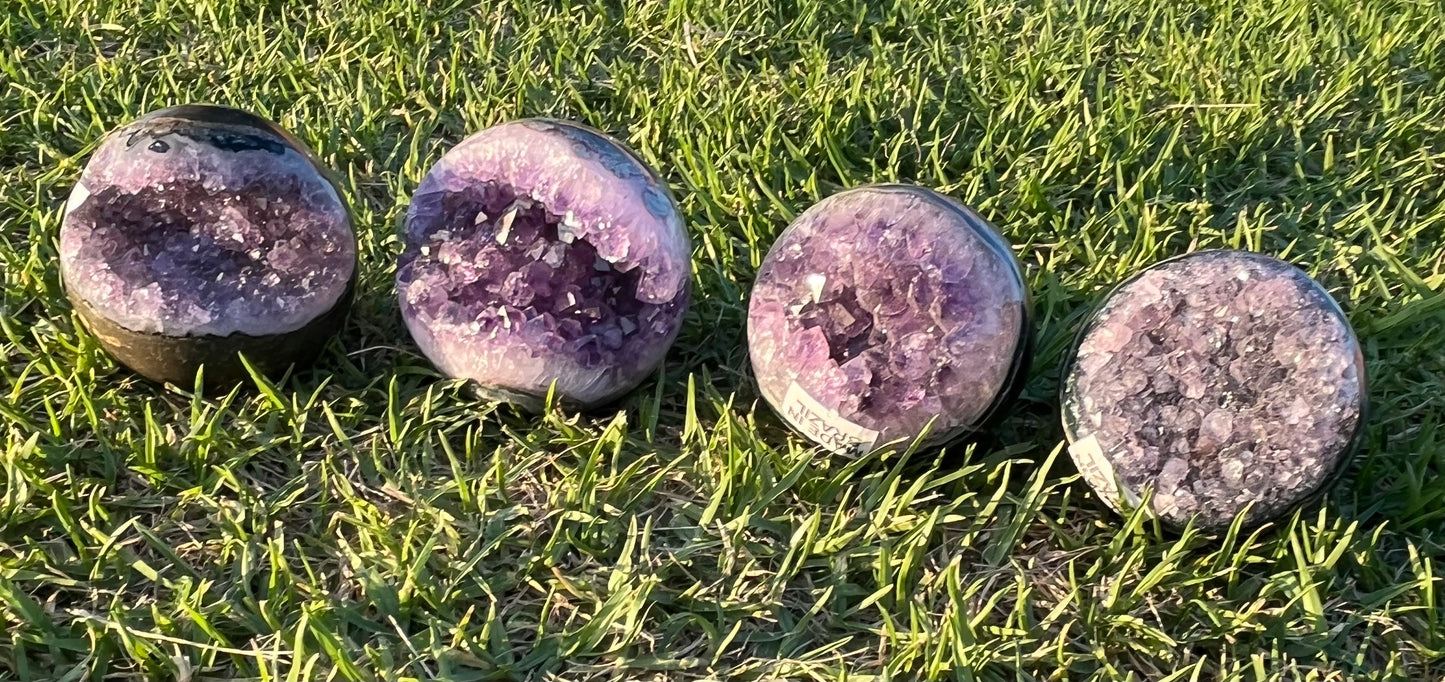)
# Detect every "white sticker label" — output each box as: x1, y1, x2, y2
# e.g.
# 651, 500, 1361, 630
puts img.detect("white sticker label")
1068, 435, 1140, 510
782, 383, 879, 456
65, 182, 91, 216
